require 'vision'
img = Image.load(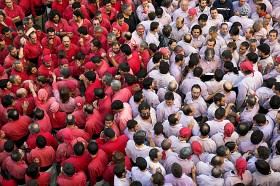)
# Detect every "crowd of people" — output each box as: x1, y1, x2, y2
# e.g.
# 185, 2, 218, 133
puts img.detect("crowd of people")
0, 0, 280, 185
